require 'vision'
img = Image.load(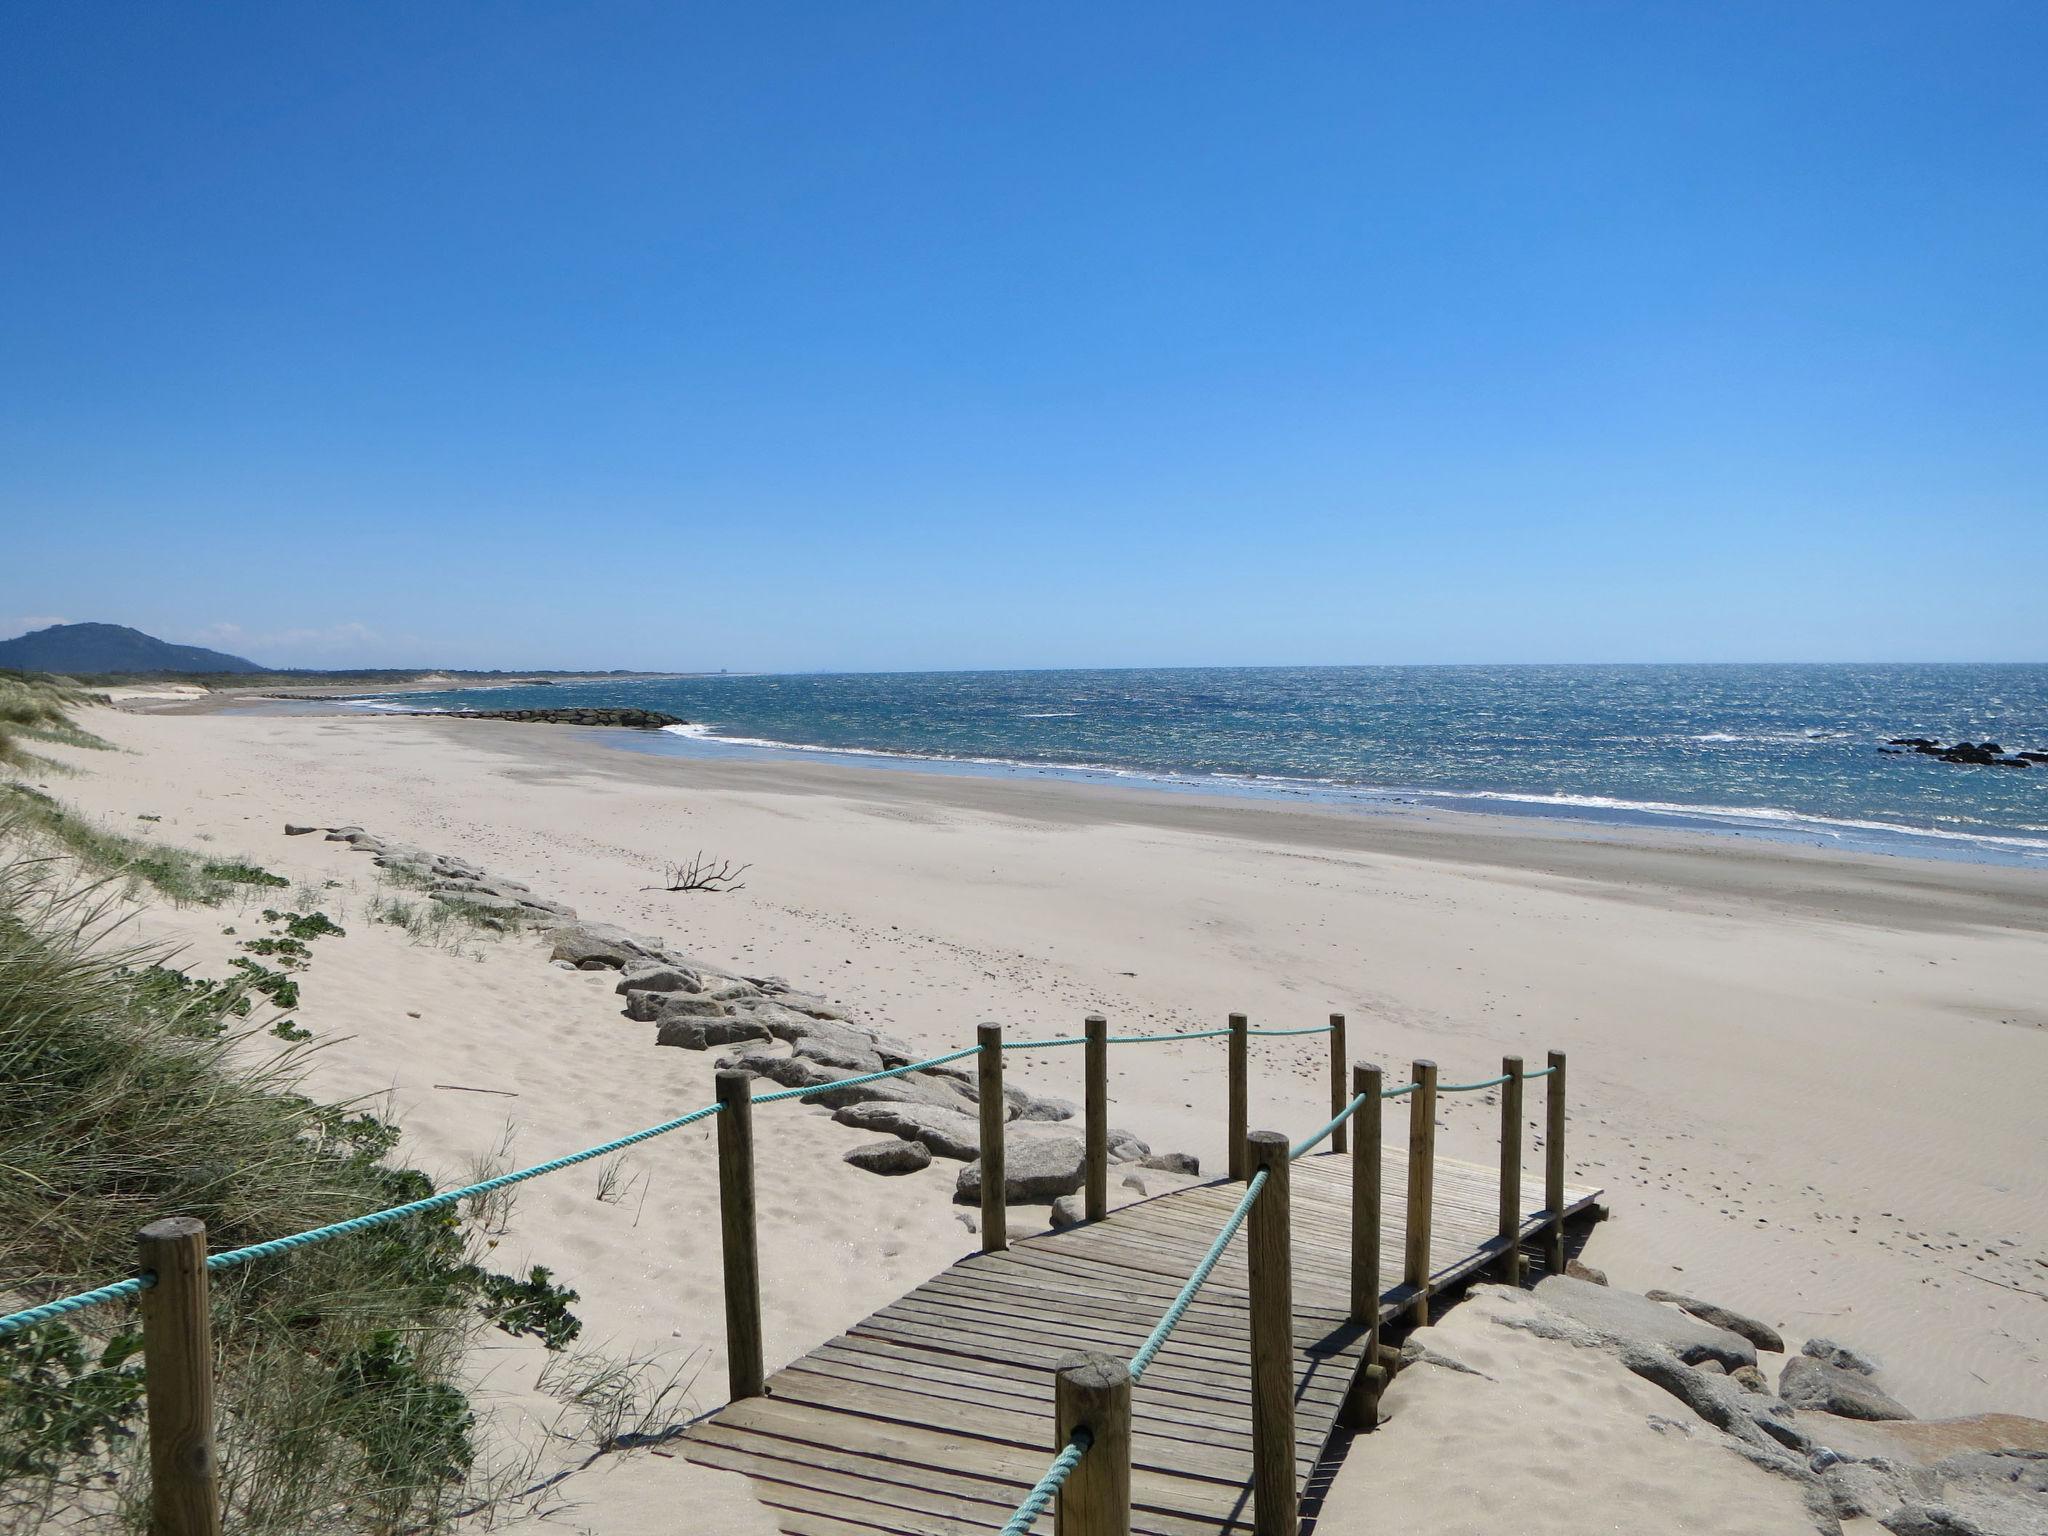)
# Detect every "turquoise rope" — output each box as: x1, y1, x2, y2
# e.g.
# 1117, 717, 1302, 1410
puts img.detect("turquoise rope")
1526, 1066, 1556, 1078
1290, 1094, 1365, 1160
752, 1046, 980, 1103
1127, 1168, 1266, 1383
2, 1044, 981, 1336
1000, 1036, 1088, 1052
1436, 1073, 1512, 1093
1246, 1024, 1332, 1037
205, 1101, 727, 1273
1001, 1428, 1093, 1535
0, 1276, 156, 1339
